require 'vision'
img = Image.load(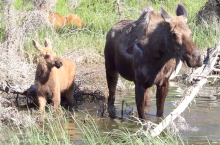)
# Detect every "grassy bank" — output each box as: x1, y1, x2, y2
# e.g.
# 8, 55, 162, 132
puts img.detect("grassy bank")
1, 108, 184, 145
0, 0, 219, 144
1, 0, 218, 58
